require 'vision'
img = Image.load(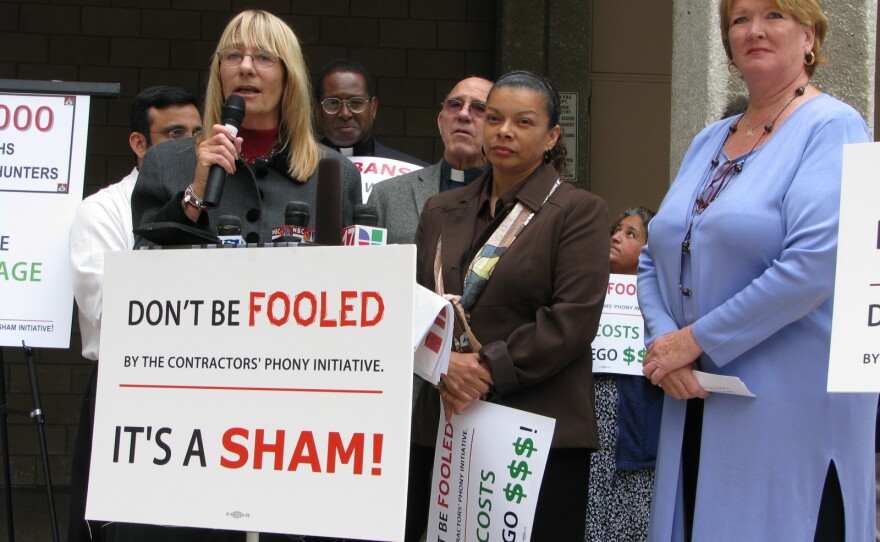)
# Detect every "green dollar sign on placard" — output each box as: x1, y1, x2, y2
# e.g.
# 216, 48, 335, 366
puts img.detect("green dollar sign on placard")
507, 459, 532, 481
638, 348, 647, 363
623, 347, 635, 363
512, 437, 537, 458
504, 482, 527, 504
